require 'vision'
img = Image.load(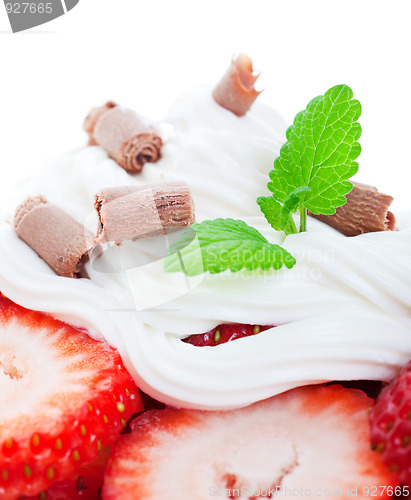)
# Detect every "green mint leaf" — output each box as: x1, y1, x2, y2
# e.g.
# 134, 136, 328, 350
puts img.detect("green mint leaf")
256, 196, 284, 231
258, 186, 311, 234
266, 84, 361, 216
164, 219, 296, 276
283, 186, 312, 213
